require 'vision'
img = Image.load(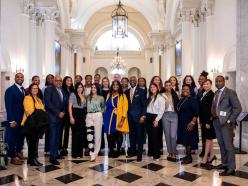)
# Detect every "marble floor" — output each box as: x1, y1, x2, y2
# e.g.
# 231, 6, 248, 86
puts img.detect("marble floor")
1, 141, 248, 185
